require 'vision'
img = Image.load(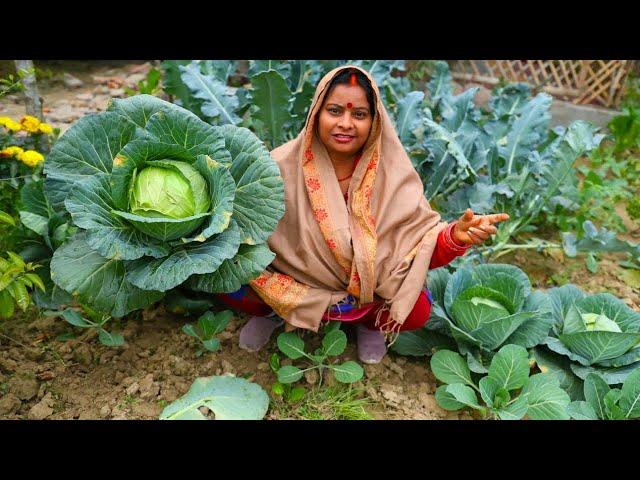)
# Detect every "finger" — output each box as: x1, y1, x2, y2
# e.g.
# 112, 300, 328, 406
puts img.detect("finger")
463, 208, 474, 221
469, 226, 490, 241
466, 229, 485, 245
487, 213, 510, 224
476, 224, 498, 235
